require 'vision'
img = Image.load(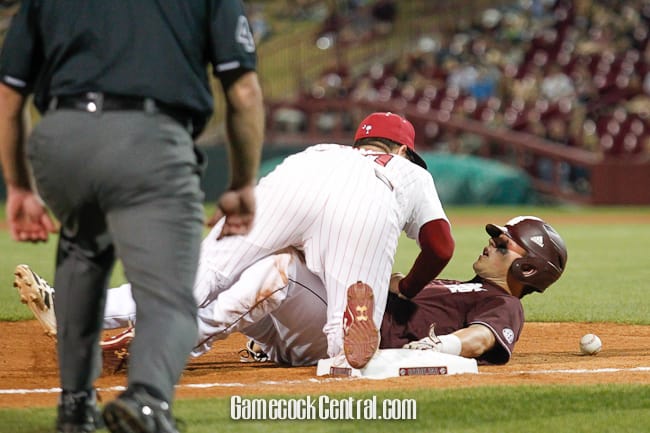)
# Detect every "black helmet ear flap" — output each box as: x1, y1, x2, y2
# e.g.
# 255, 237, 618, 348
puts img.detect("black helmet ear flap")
510, 256, 562, 293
